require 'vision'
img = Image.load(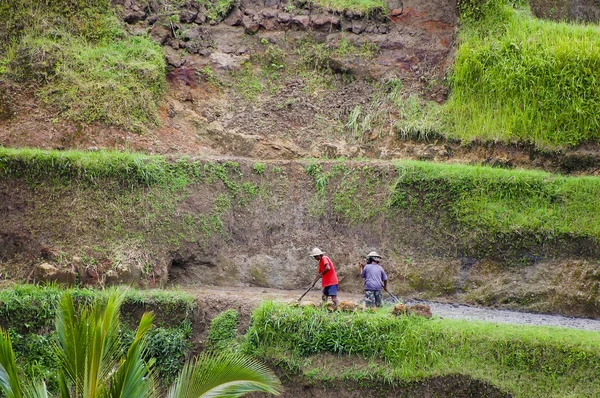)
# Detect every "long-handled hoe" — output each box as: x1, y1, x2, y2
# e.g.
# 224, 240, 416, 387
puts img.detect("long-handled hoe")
386, 289, 401, 303
297, 279, 319, 302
